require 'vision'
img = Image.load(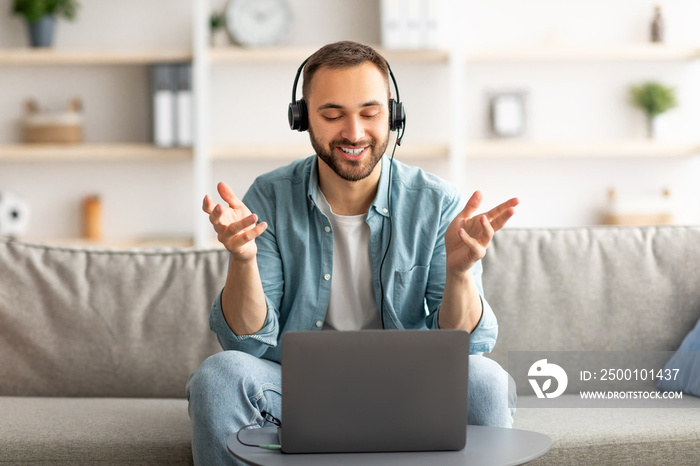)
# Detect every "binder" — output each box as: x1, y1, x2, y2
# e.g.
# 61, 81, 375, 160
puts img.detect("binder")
380, 0, 405, 50
151, 64, 176, 148
175, 64, 193, 147
380, 0, 446, 50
